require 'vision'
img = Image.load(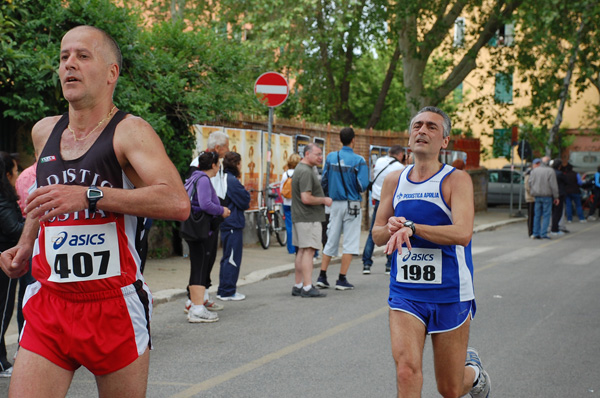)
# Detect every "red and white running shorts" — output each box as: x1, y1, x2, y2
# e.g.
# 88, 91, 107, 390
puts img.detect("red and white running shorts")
19, 280, 153, 375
